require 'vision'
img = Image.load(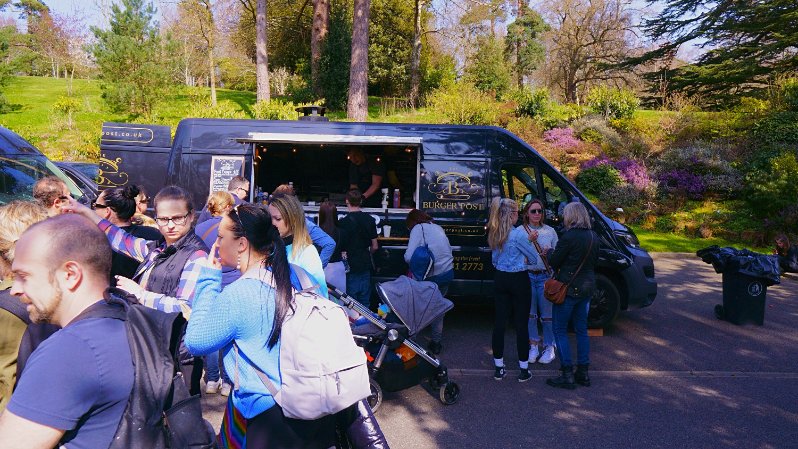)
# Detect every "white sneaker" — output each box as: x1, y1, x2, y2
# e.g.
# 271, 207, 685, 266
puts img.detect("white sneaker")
205, 380, 220, 394
528, 345, 540, 363
539, 346, 556, 364
220, 382, 232, 397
